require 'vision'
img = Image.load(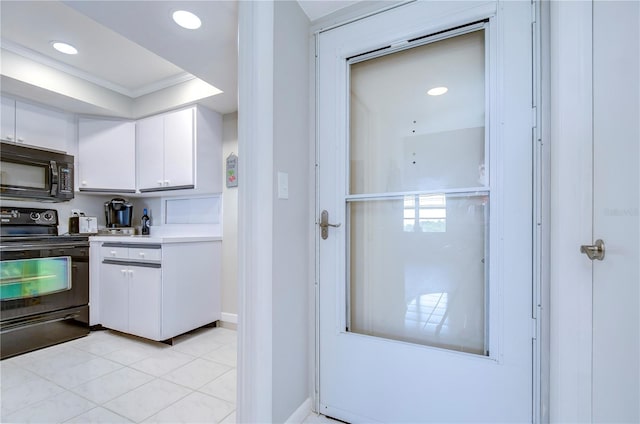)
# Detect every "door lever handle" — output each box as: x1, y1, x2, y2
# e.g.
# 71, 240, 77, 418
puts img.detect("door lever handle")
580, 239, 605, 261
319, 210, 341, 240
